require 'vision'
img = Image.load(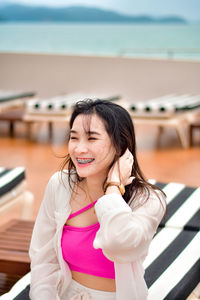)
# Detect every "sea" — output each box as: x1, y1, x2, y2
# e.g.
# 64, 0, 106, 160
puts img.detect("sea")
0, 22, 200, 60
